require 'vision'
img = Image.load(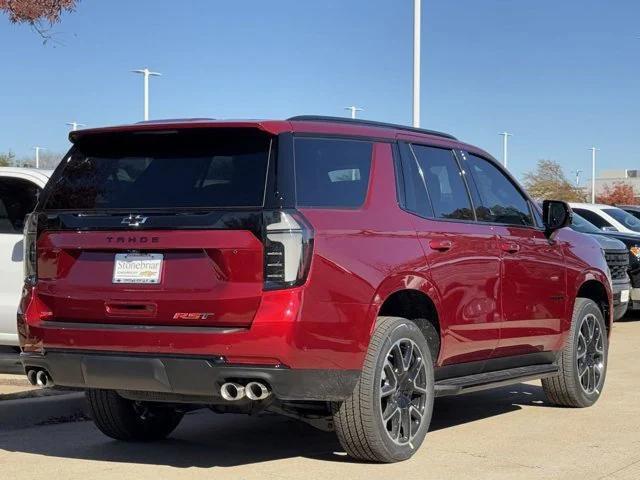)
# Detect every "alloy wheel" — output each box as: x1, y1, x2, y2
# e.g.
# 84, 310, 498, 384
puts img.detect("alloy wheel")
576, 313, 605, 395
379, 338, 429, 445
